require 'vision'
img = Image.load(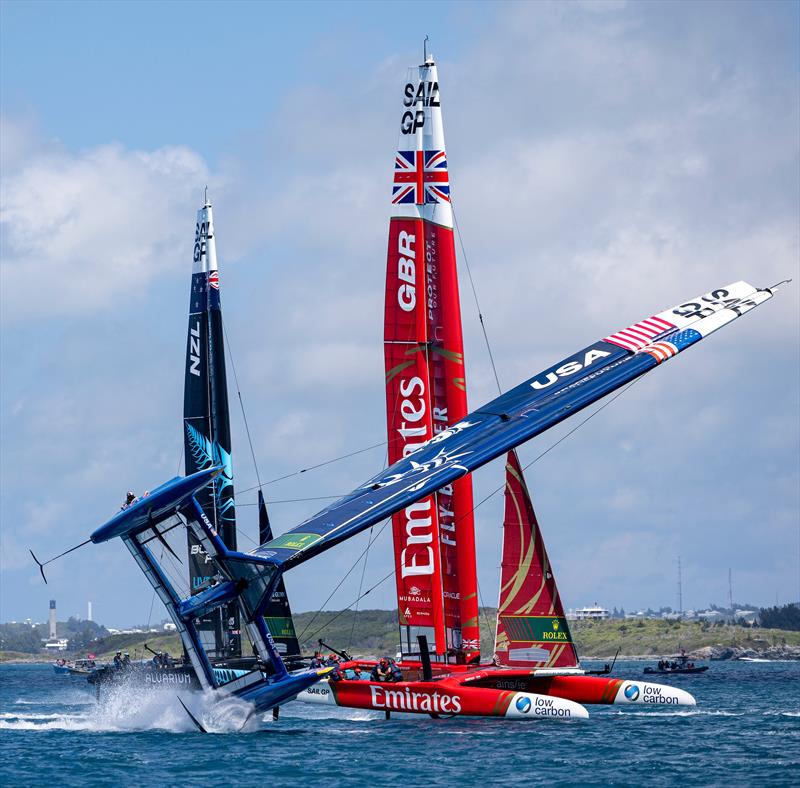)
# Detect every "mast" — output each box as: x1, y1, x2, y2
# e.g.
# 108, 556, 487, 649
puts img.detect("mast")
493, 451, 579, 668
257, 491, 301, 658
384, 50, 480, 661
183, 198, 240, 659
